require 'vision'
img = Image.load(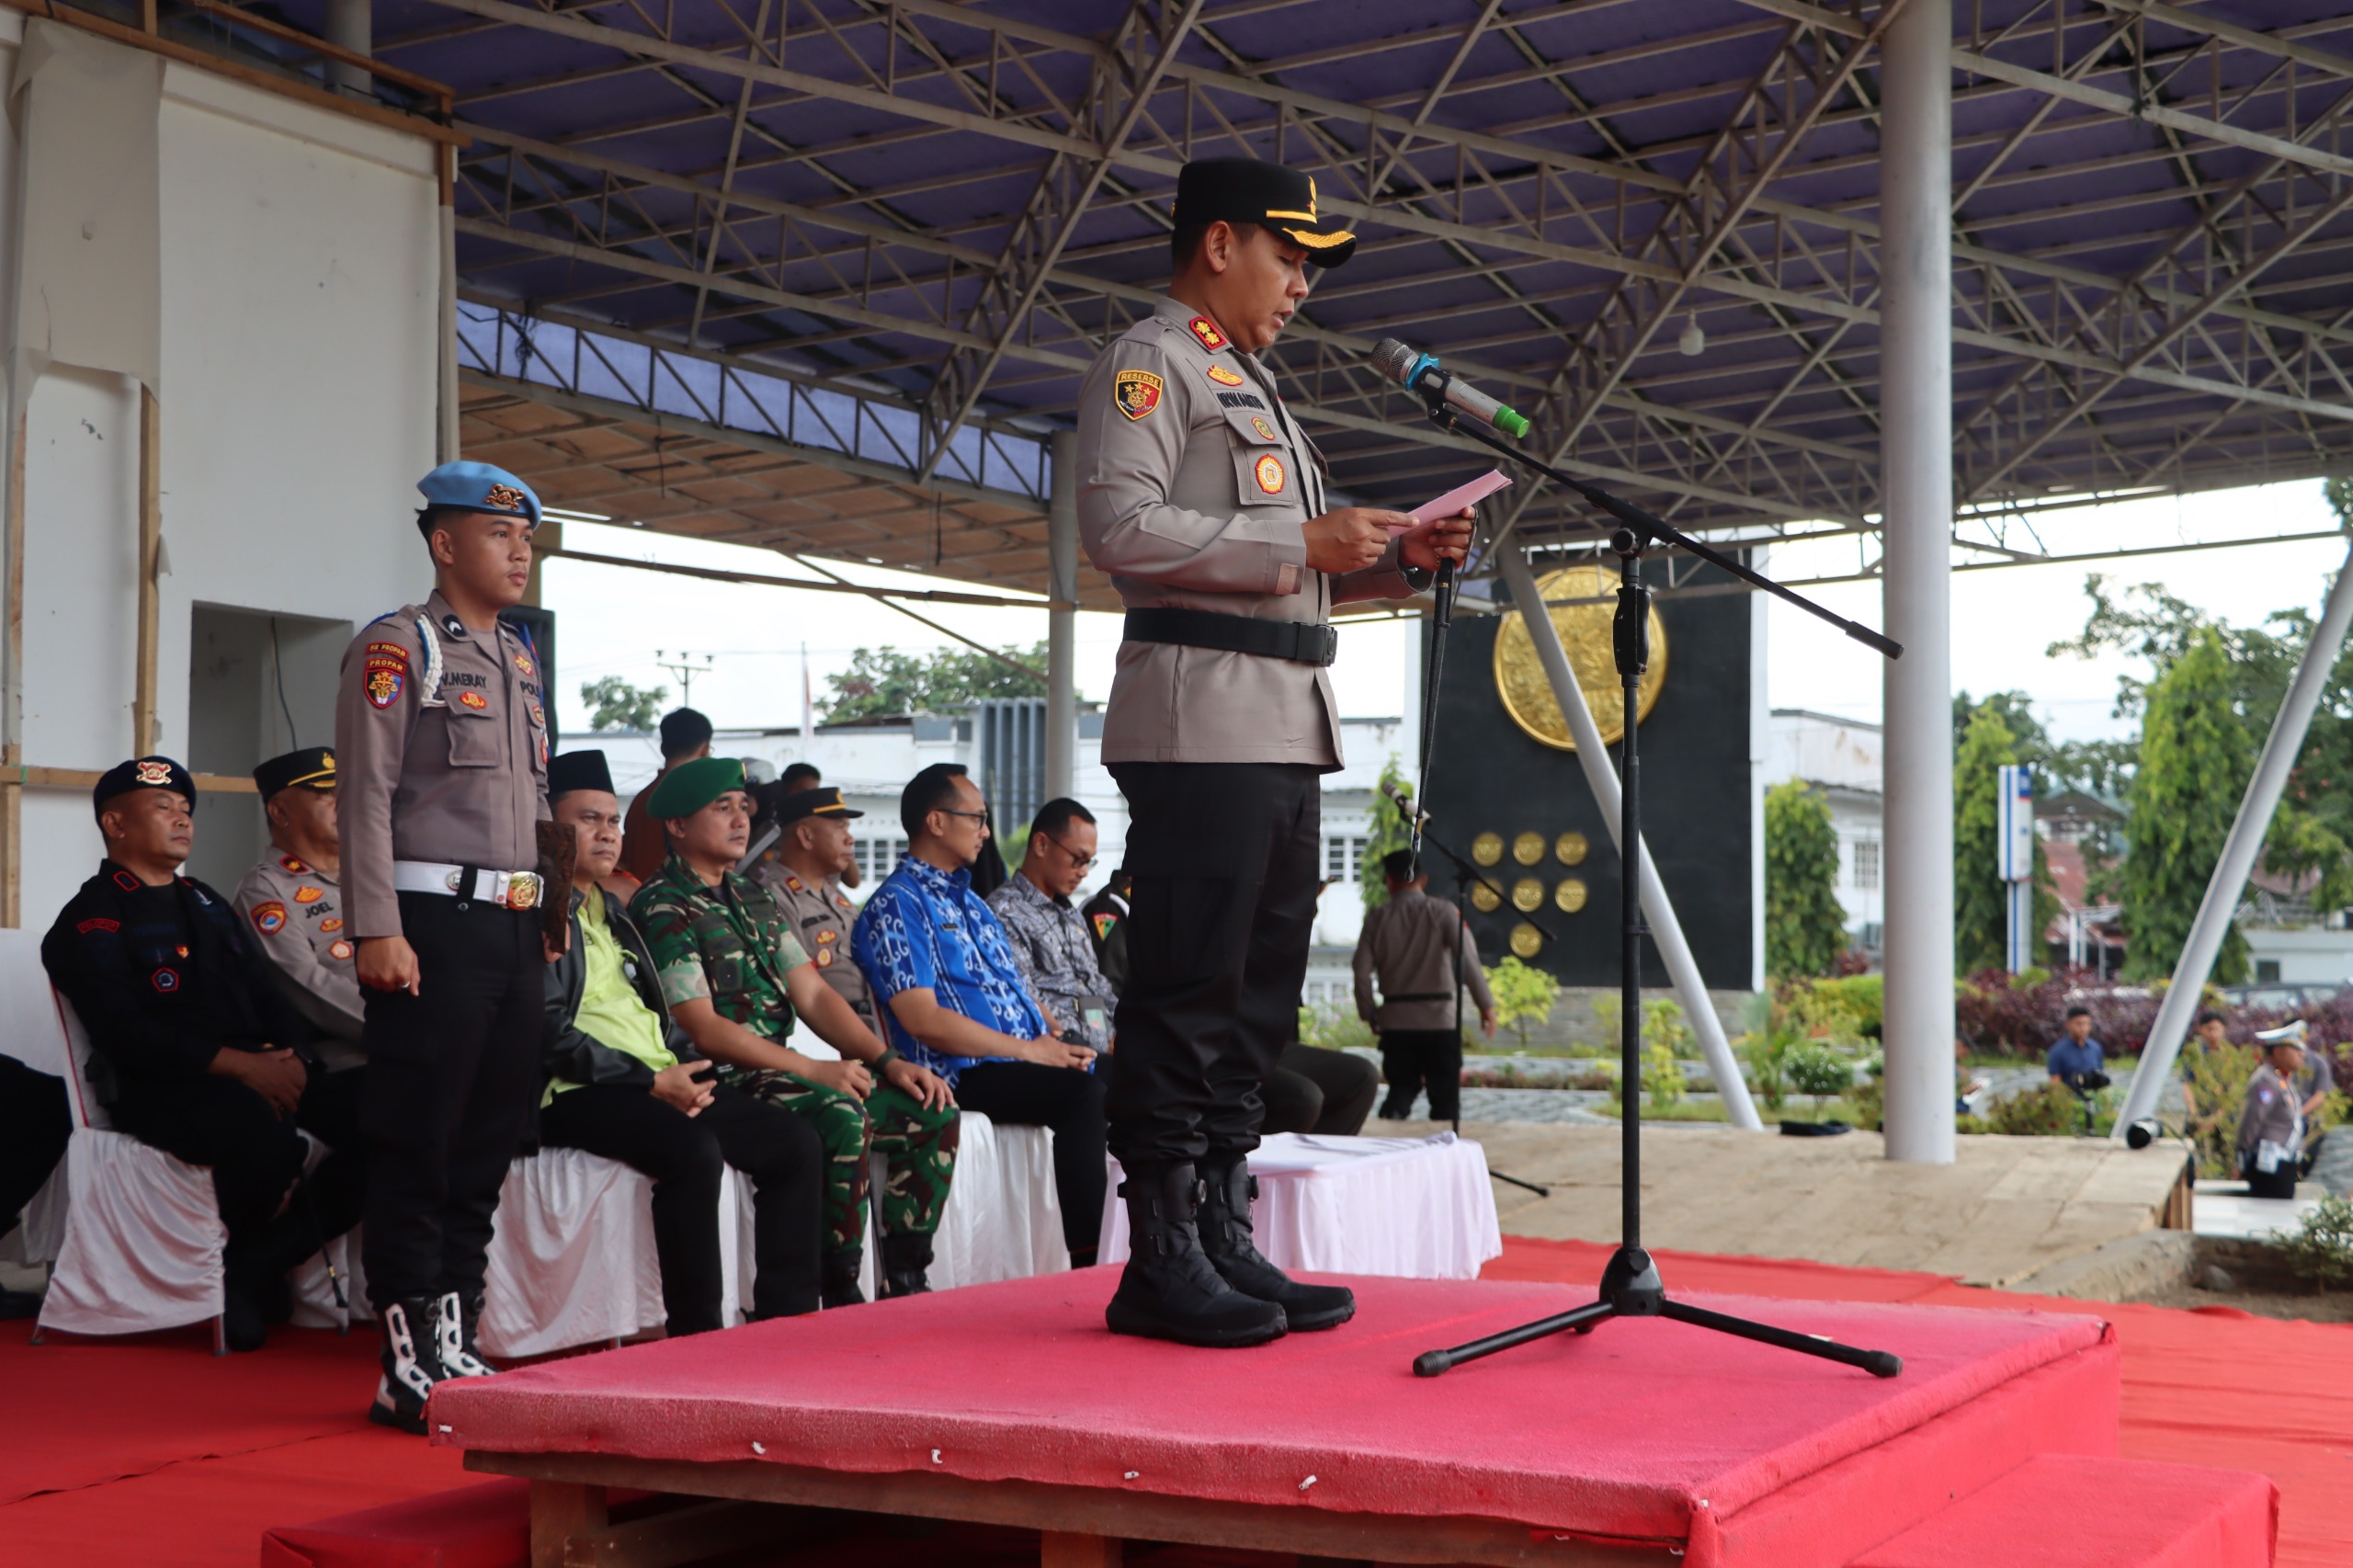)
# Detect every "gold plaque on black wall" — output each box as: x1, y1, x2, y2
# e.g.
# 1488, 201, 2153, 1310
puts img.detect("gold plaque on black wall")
1493, 563, 1667, 751
1472, 832, 1504, 867
1471, 881, 1503, 913
1555, 832, 1589, 867
1512, 877, 1544, 912
1555, 878, 1587, 913
1512, 831, 1544, 865
1510, 922, 1543, 958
